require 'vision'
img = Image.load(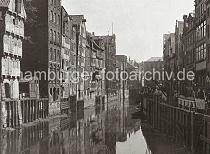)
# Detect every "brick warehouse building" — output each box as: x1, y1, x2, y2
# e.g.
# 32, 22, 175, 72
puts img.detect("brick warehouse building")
22, 0, 62, 115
